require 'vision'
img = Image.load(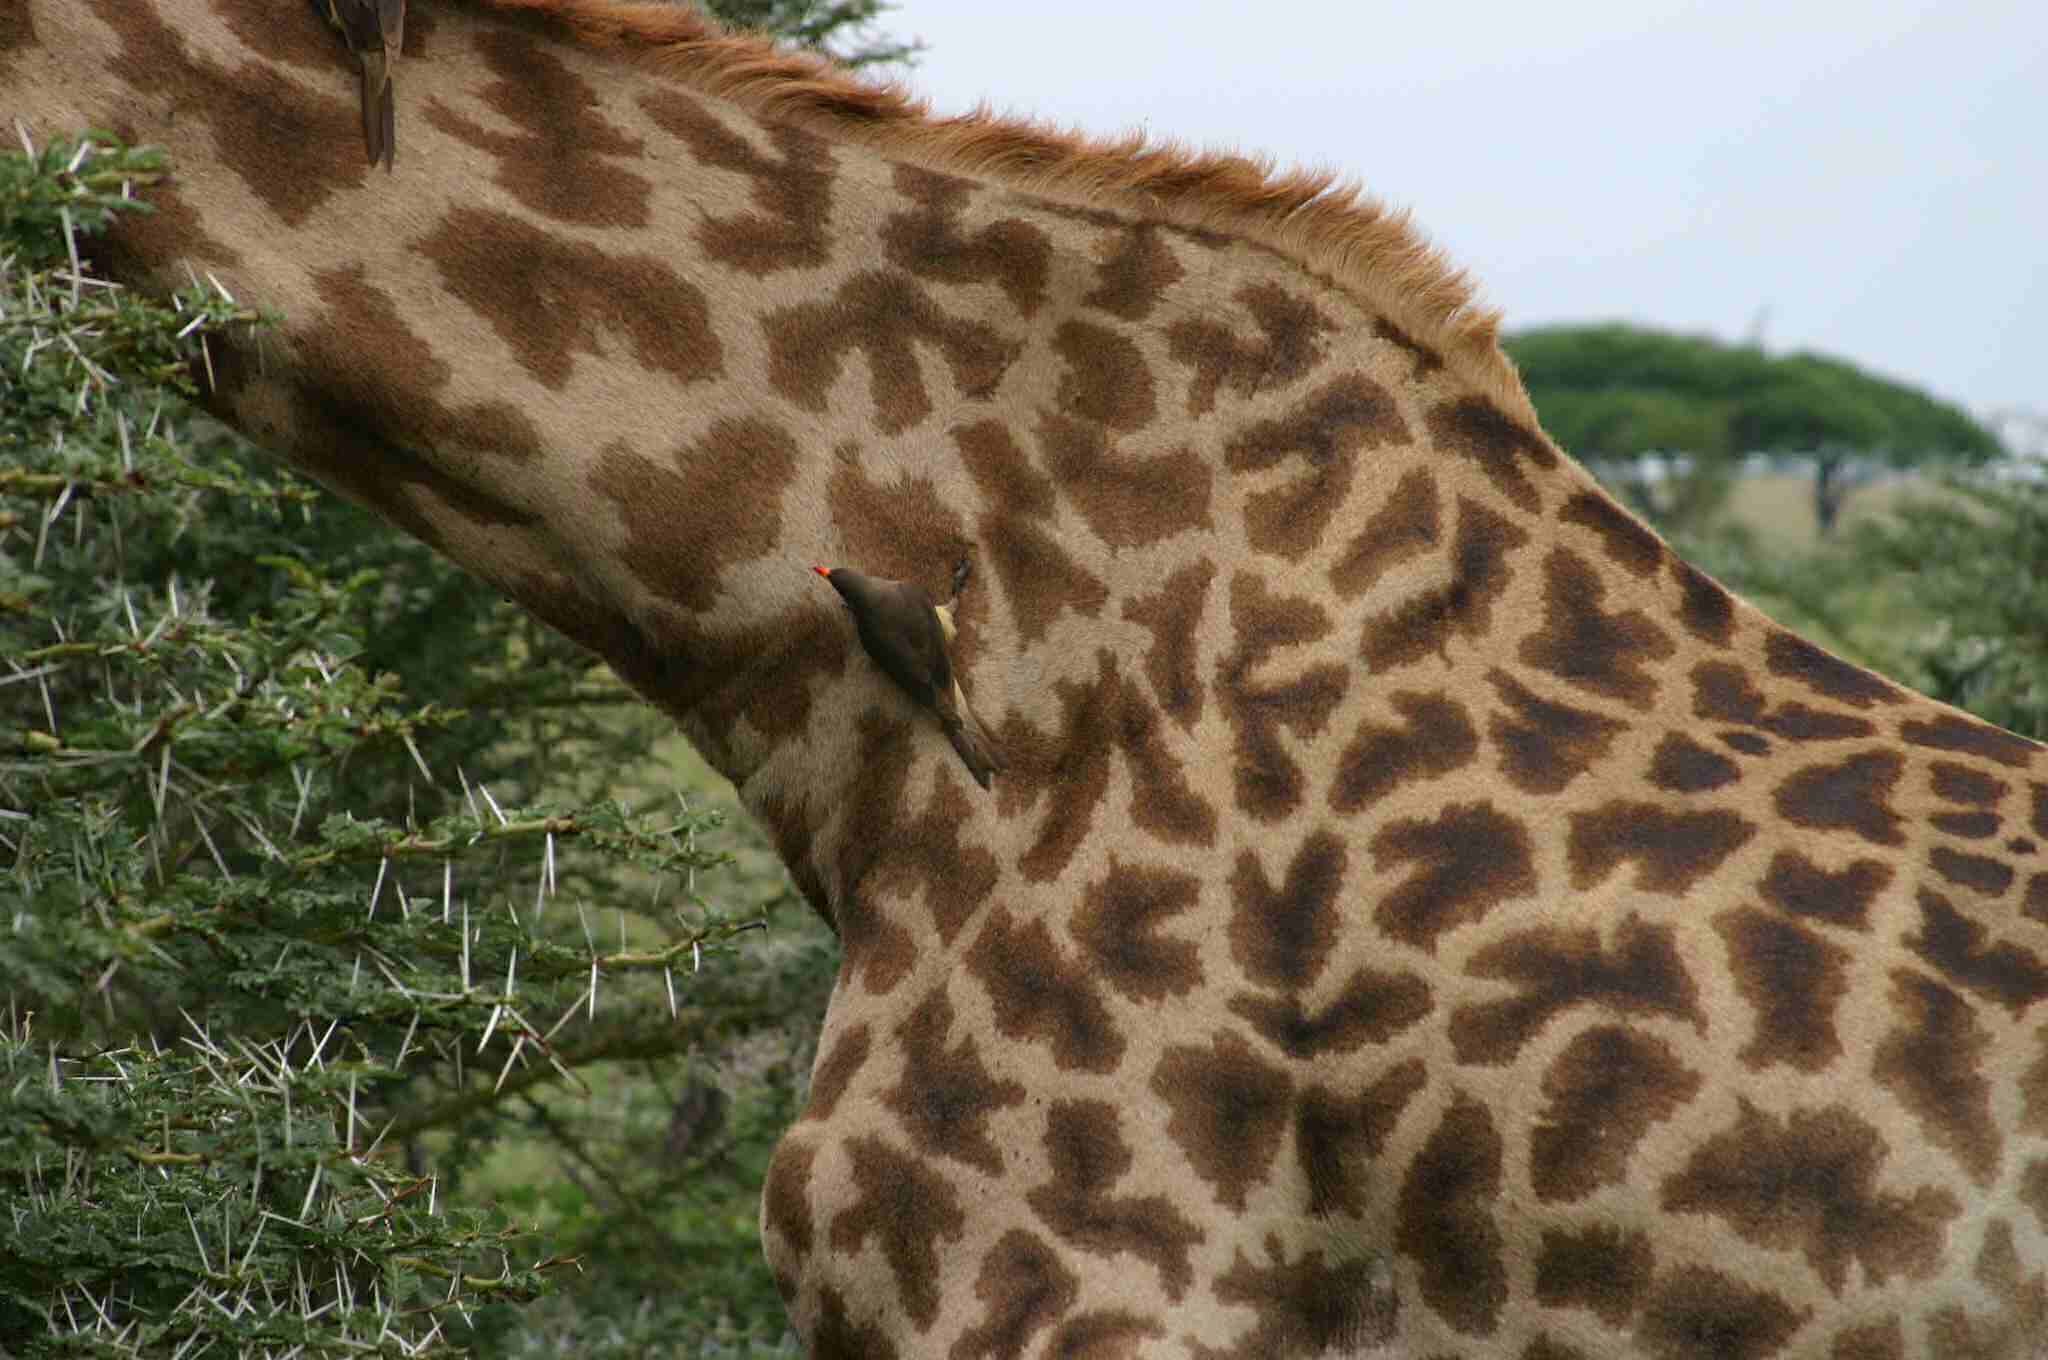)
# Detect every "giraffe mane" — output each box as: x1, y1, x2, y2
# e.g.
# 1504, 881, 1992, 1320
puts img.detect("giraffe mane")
479, 0, 1531, 417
